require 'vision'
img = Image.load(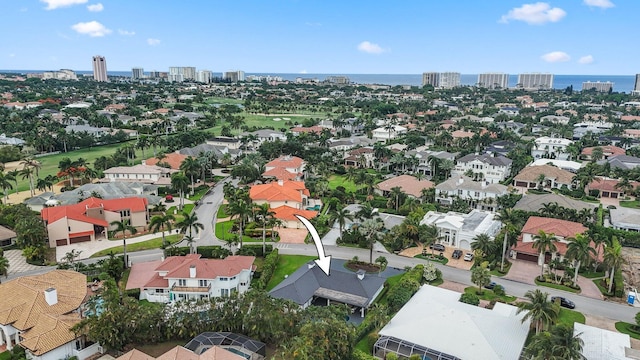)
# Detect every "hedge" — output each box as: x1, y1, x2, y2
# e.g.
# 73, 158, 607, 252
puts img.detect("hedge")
237, 244, 273, 258
615, 267, 625, 298
197, 246, 231, 259
255, 249, 279, 290
386, 265, 424, 313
